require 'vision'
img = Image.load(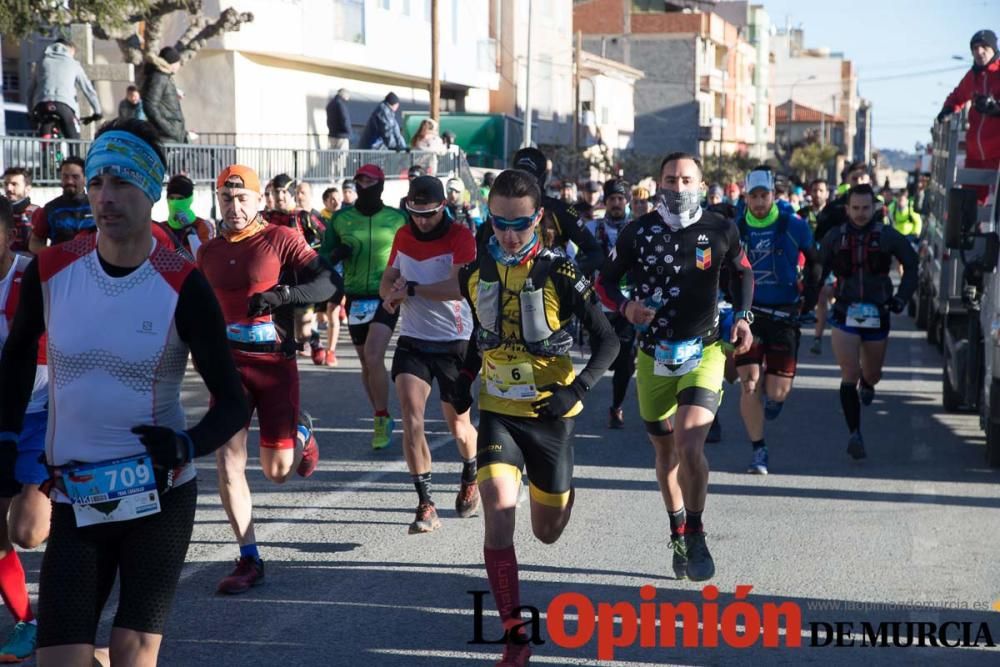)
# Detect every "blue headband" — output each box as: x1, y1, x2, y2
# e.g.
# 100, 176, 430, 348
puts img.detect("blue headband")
85, 130, 166, 203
